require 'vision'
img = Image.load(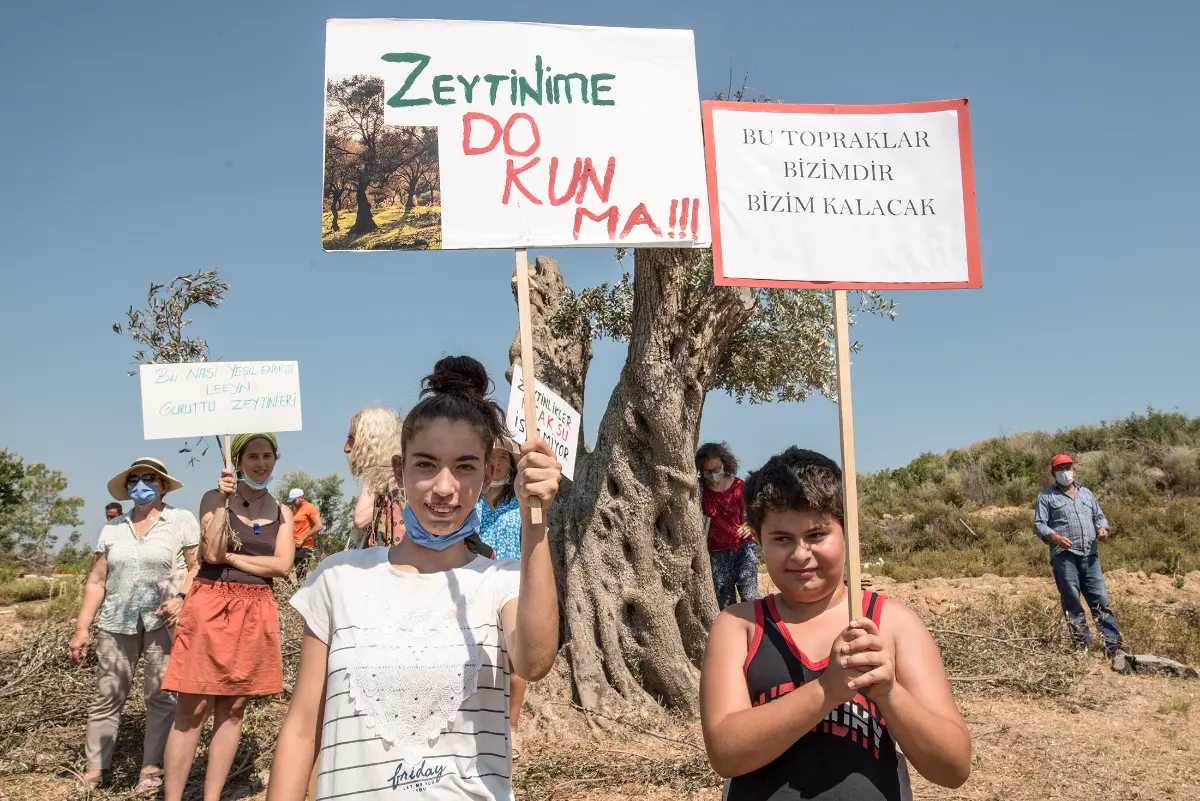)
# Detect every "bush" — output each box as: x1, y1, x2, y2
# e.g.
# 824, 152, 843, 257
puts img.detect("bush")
0, 579, 53, 606
1162, 447, 1200, 495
